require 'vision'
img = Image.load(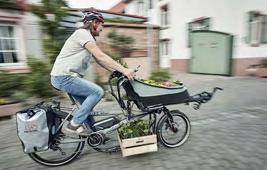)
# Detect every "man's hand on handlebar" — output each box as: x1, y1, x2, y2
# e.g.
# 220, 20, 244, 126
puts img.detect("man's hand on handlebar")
122, 68, 136, 81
